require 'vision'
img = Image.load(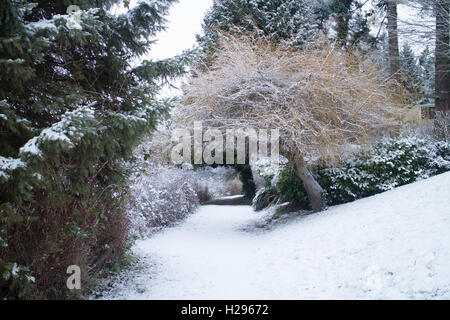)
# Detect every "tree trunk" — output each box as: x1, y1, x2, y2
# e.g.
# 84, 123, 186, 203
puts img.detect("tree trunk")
291, 154, 326, 212
435, 1, 450, 114
387, 1, 400, 78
